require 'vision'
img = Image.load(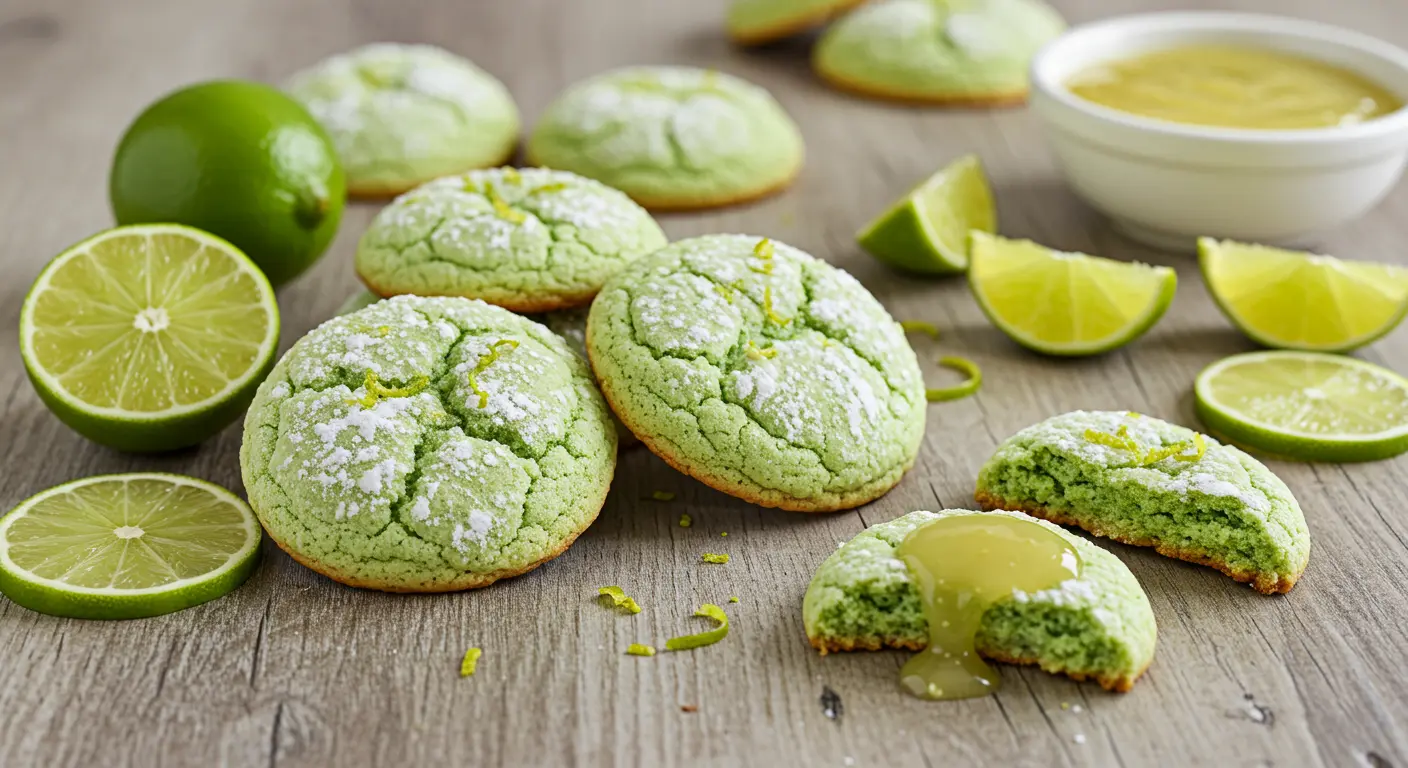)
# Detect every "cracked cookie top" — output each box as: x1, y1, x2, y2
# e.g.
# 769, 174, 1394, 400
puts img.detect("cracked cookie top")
287, 43, 521, 195
239, 295, 617, 592
355, 167, 668, 313
587, 234, 925, 512
526, 67, 804, 209
814, 0, 1065, 102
